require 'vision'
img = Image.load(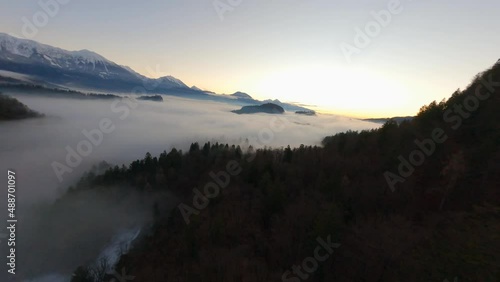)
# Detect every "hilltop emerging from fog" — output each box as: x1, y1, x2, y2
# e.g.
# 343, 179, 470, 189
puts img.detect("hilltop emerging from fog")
232, 103, 285, 114
0, 93, 42, 120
